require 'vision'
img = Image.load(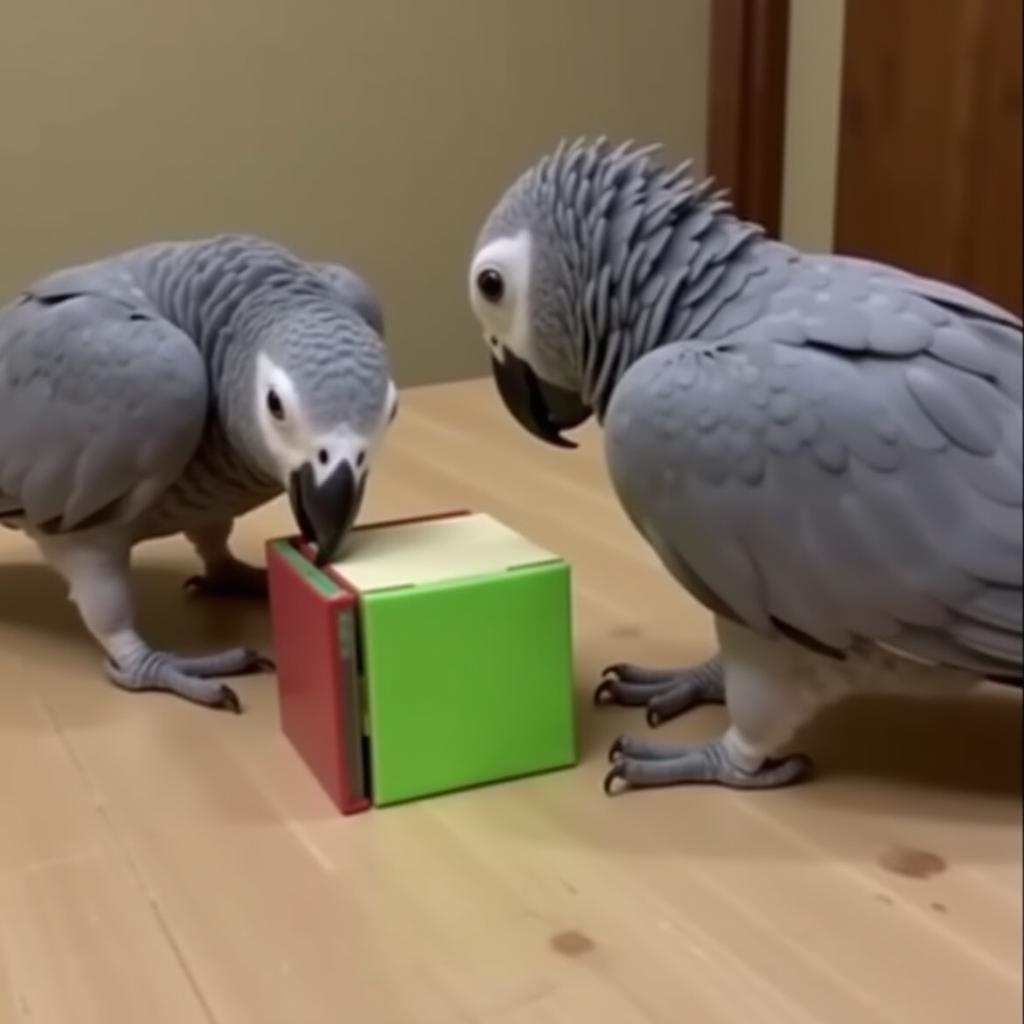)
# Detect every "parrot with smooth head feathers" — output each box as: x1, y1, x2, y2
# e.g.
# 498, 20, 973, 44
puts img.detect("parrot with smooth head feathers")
467, 138, 1022, 794
0, 234, 397, 712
